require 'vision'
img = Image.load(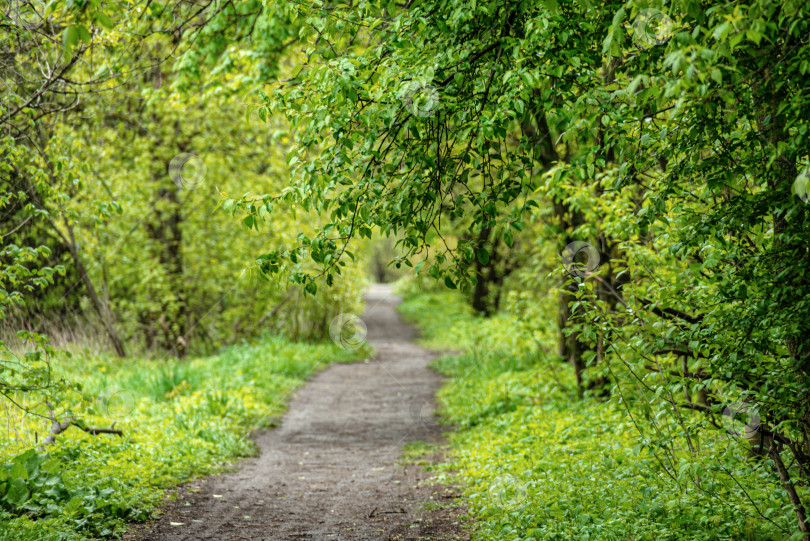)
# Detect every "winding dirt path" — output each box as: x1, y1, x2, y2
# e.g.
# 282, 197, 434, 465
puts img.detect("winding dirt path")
130, 284, 467, 540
